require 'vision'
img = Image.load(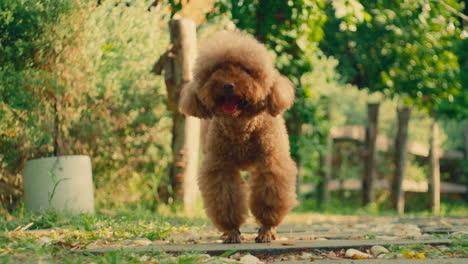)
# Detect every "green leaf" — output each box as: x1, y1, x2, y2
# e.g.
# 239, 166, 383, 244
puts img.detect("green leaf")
220, 249, 238, 257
